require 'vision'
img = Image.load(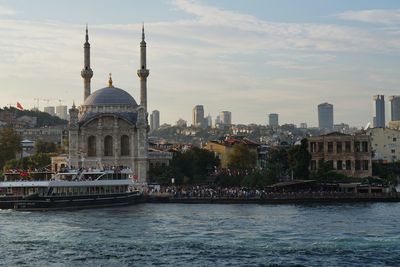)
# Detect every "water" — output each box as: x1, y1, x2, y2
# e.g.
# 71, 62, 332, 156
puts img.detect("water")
1, 203, 400, 266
